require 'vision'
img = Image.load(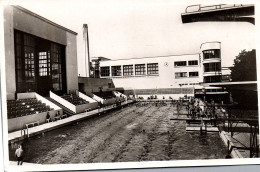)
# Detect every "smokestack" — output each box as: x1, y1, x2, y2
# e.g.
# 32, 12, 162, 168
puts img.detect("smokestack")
83, 24, 90, 77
